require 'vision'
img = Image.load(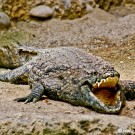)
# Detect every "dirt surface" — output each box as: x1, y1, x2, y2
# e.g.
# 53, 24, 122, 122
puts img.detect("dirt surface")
0, 8, 135, 134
